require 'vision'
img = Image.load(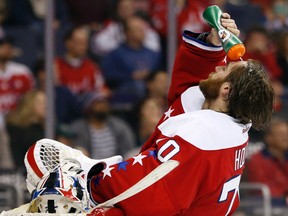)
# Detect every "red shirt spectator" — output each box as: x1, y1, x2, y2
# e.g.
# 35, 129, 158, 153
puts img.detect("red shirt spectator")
246, 148, 288, 199
55, 57, 105, 95
0, 62, 34, 113
0, 38, 34, 114
246, 118, 288, 205
55, 26, 108, 95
